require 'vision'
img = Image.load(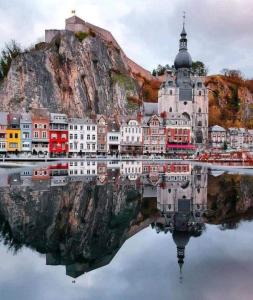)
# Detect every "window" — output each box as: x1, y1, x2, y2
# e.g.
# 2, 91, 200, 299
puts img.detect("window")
198, 91, 202, 96
69, 125, 73, 130
170, 90, 172, 95
92, 126, 95, 131
44, 124, 47, 129
34, 124, 38, 129
23, 132, 29, 139
87, 134, 90, 140
80, 134, 84, 140
74, 125, 77, 130
87, 126, 90, 131
9, 143, 18, 148
74, 134, 78, 140
92, 135, 95, 140
15, 133, 18, 138
34, 131, 38, 138
9, 133, 13, 138
42, 131, 47, 138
